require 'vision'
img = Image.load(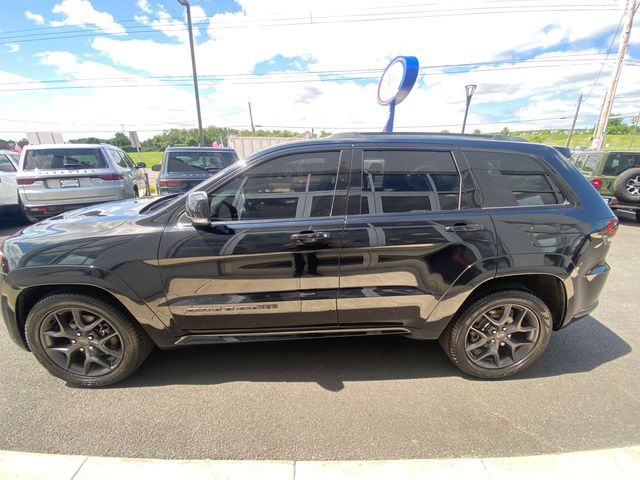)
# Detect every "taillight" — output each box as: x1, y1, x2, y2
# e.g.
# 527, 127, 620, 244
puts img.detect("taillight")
159, 180, 183, 187
95, 174, 123, 181
591, 178, 602, 189
605, 219, 618, 236
17, 178, 37, 185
